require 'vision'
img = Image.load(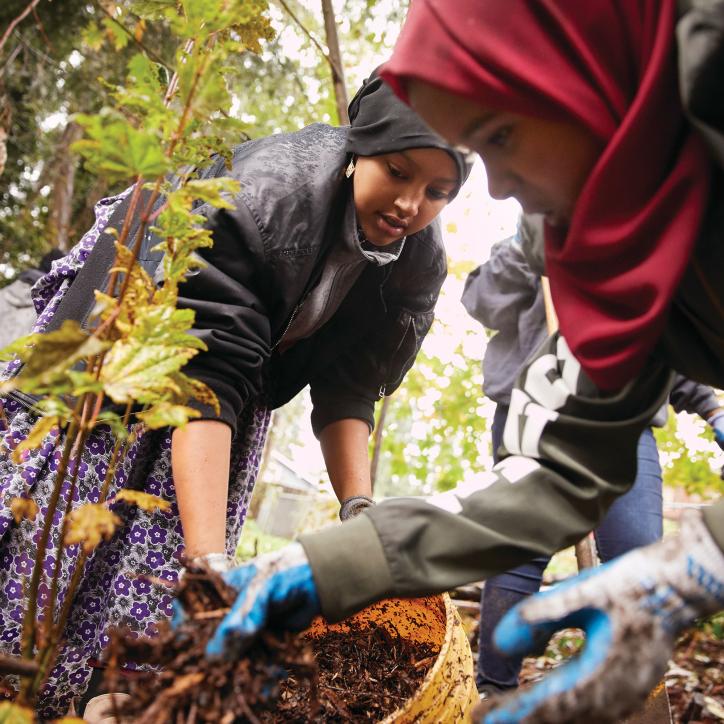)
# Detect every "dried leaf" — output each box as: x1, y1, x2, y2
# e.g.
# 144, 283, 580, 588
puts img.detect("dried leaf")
169, 373, 220, 416
9, 498, 39, 524
11, 416, 60, 464
64, 504, 121, 553
115, 490, 171, 513
165, 671, 205, 697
